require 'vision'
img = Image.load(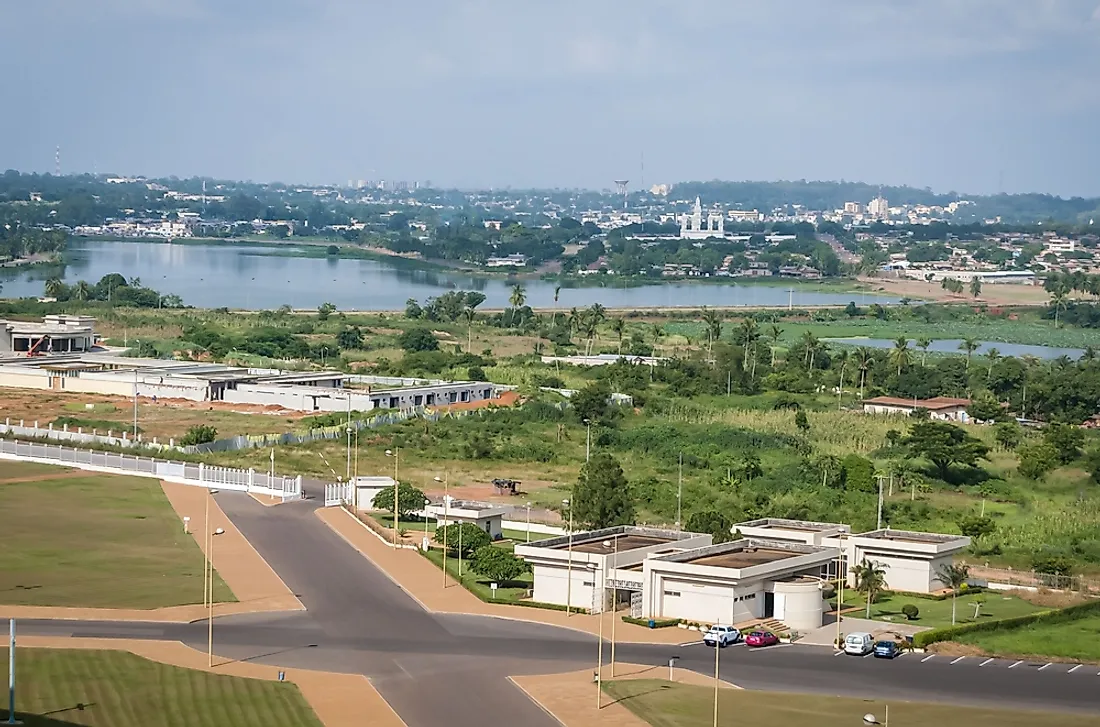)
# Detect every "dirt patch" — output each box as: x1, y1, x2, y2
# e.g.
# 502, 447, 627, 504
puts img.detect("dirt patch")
0, 470, 84, 485
1008, 588, 1090, 609
927, 642, 991, 657
858, 275, 1052, 306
